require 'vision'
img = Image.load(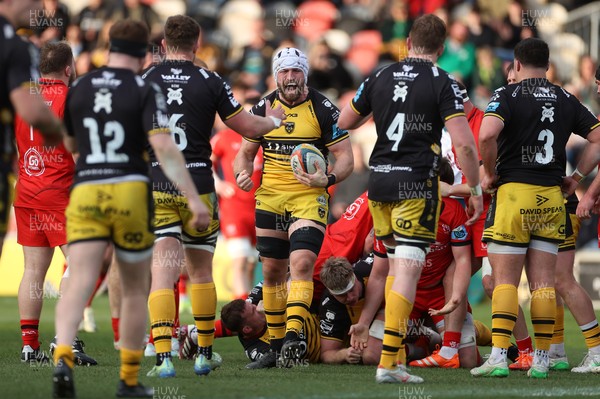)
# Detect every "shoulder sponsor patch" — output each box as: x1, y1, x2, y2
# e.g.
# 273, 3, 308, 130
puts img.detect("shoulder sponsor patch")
485, 102, 500, 113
